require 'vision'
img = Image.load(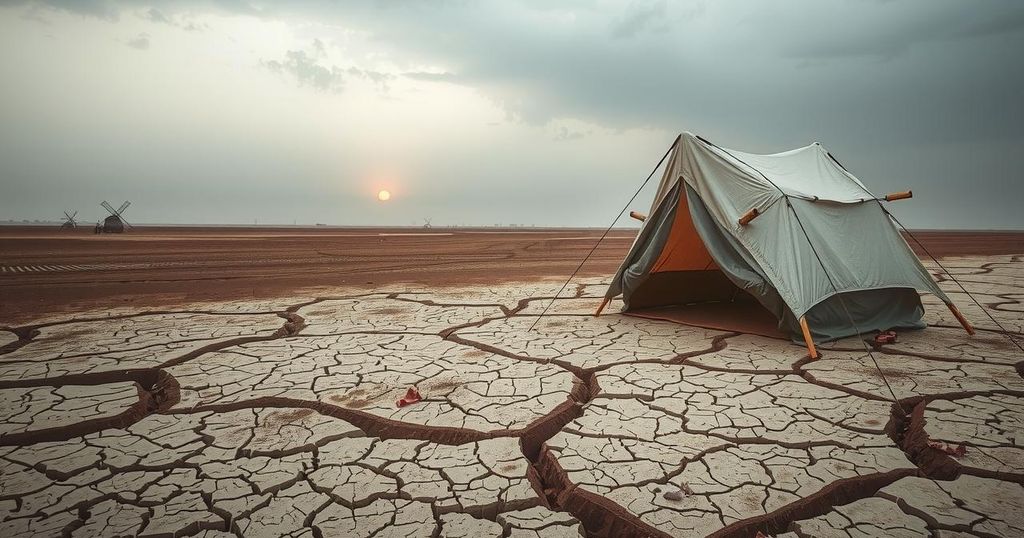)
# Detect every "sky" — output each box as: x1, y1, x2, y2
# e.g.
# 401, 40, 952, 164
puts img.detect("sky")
1, 0, 1022, 229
